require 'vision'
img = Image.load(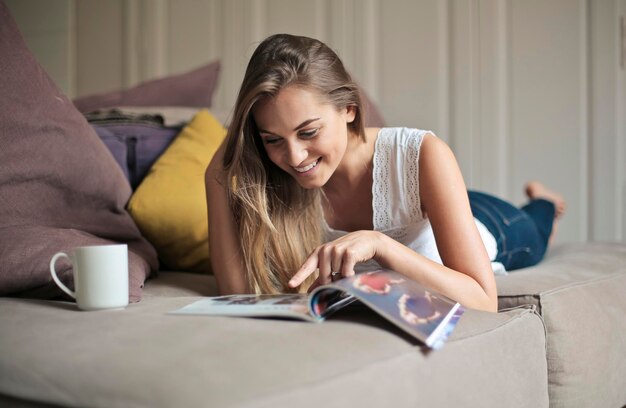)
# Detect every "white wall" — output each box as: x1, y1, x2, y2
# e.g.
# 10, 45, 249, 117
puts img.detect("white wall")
6, 0, 626, 244
5, 0, 75, 95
